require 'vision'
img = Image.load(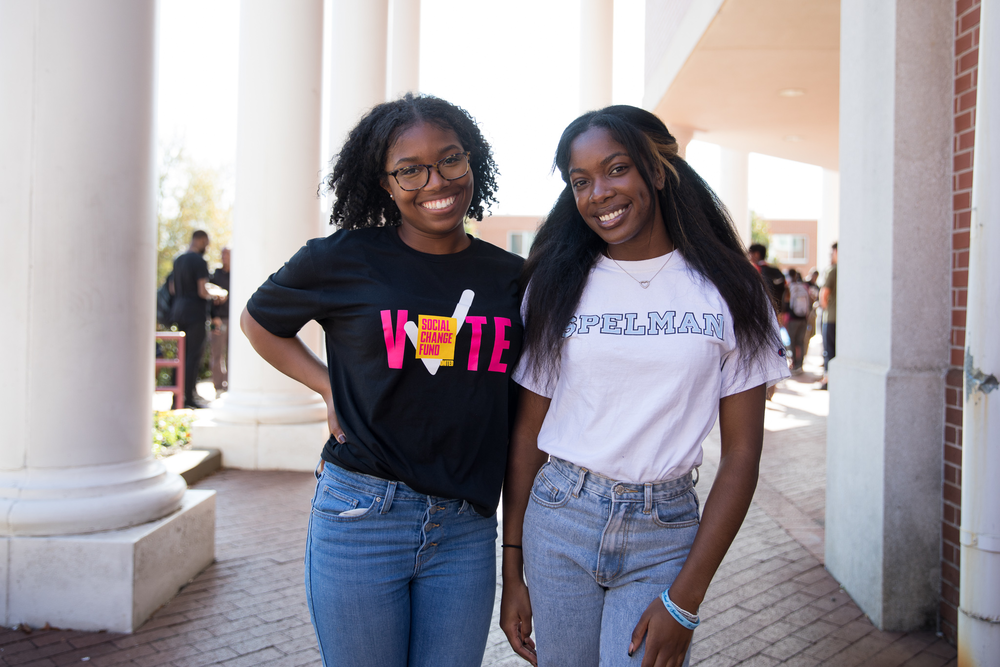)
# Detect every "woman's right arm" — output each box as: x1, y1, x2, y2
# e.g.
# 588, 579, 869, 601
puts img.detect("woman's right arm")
240, 307, 345, 441
499, 387, 551, 665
